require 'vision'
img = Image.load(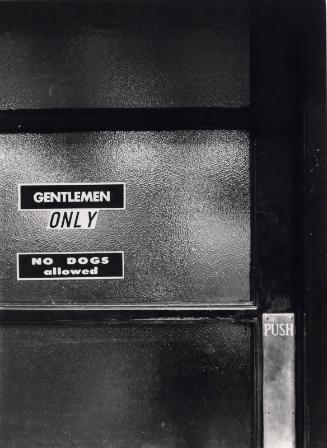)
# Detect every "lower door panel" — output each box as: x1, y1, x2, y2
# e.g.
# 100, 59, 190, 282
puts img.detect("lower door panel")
0, 319, 256, 448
